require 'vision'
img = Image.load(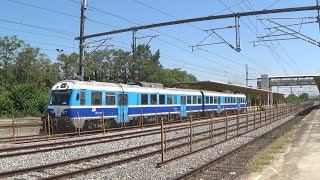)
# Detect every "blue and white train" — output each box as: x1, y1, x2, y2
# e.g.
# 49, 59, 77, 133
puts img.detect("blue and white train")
47, 80, 247, 132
